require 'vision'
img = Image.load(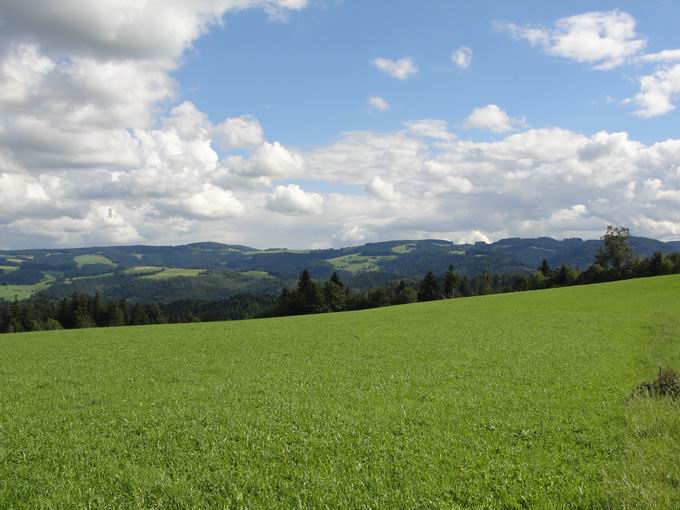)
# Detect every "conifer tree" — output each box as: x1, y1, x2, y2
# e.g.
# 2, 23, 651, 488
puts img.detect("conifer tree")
418, 271, 441, 302
442, 266, 459, 298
